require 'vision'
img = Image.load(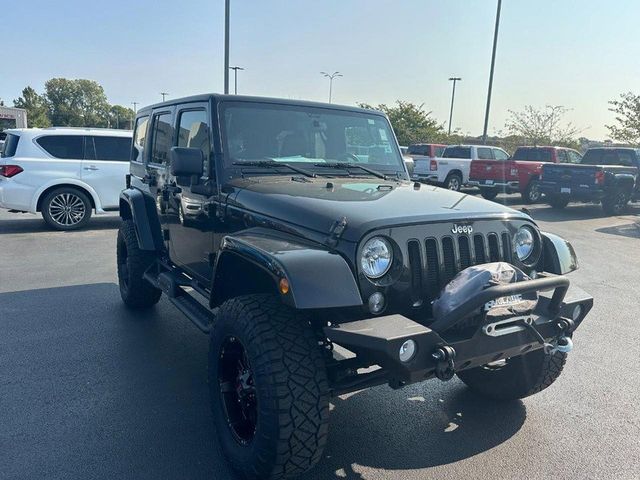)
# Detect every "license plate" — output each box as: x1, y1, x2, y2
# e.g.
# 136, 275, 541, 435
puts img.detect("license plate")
561, 187, 571, 194
484, 180, 494, 185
